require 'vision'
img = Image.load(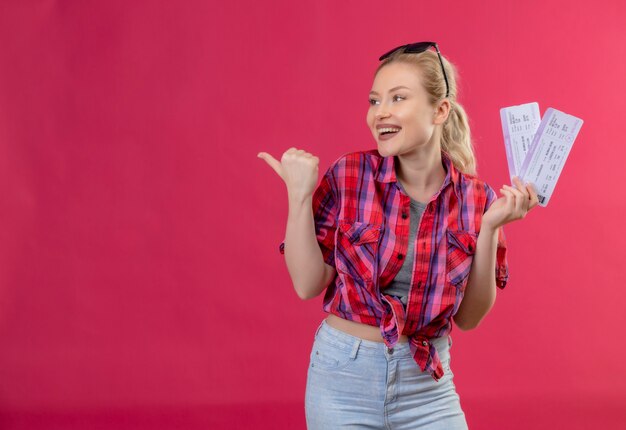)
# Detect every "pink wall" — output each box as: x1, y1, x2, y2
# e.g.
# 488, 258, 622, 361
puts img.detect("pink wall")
1, 1, 625, 428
